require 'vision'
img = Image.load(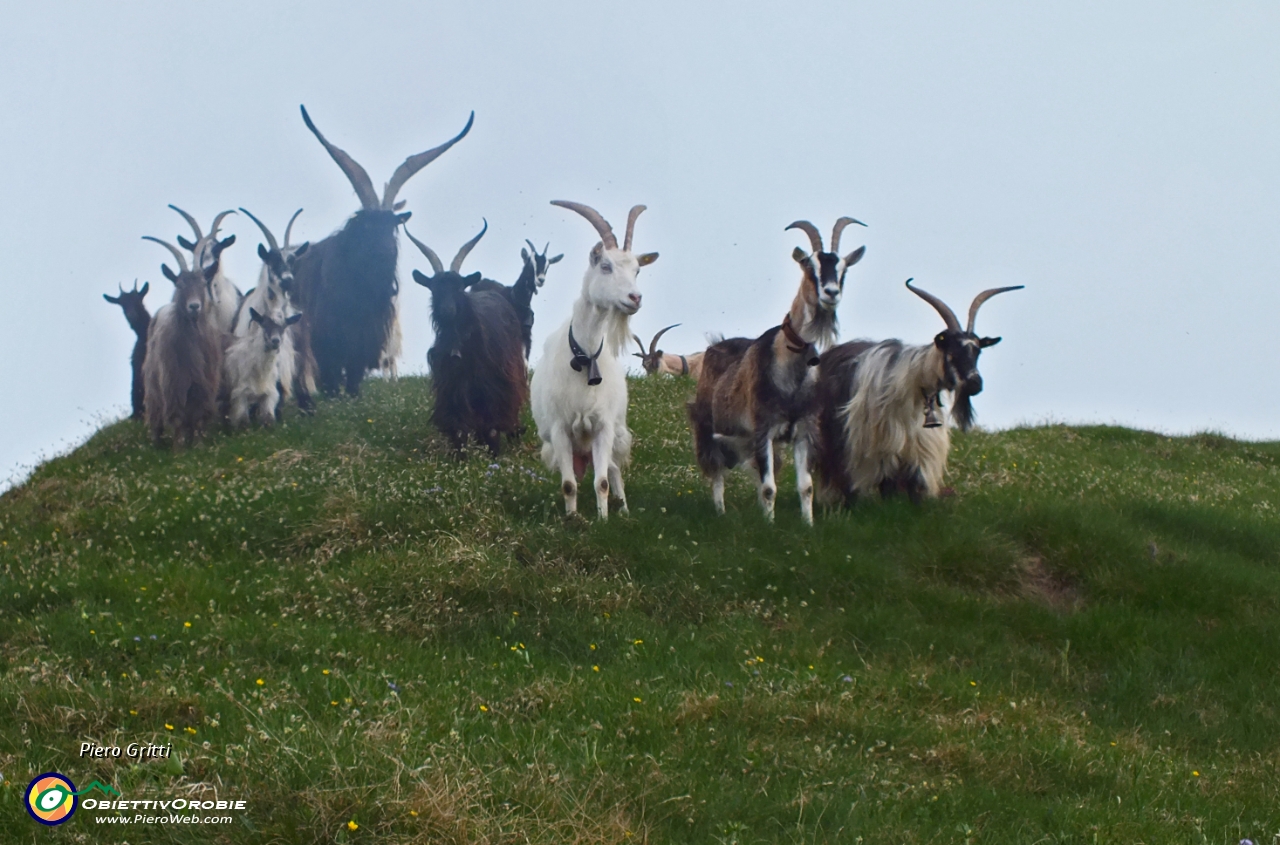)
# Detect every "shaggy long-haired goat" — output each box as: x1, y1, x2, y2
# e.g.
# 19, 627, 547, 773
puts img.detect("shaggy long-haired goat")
141, 237, 224, 448
290, 105, 473, 402
530, 201, 657, 519
469, 237, 562, 359
406, 223, 527, 454
689, 218, 865, 525
103, 281, 151, 420
168, 206, 240, 333
632, 324, 704, 379
814, 279, 1022, 504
